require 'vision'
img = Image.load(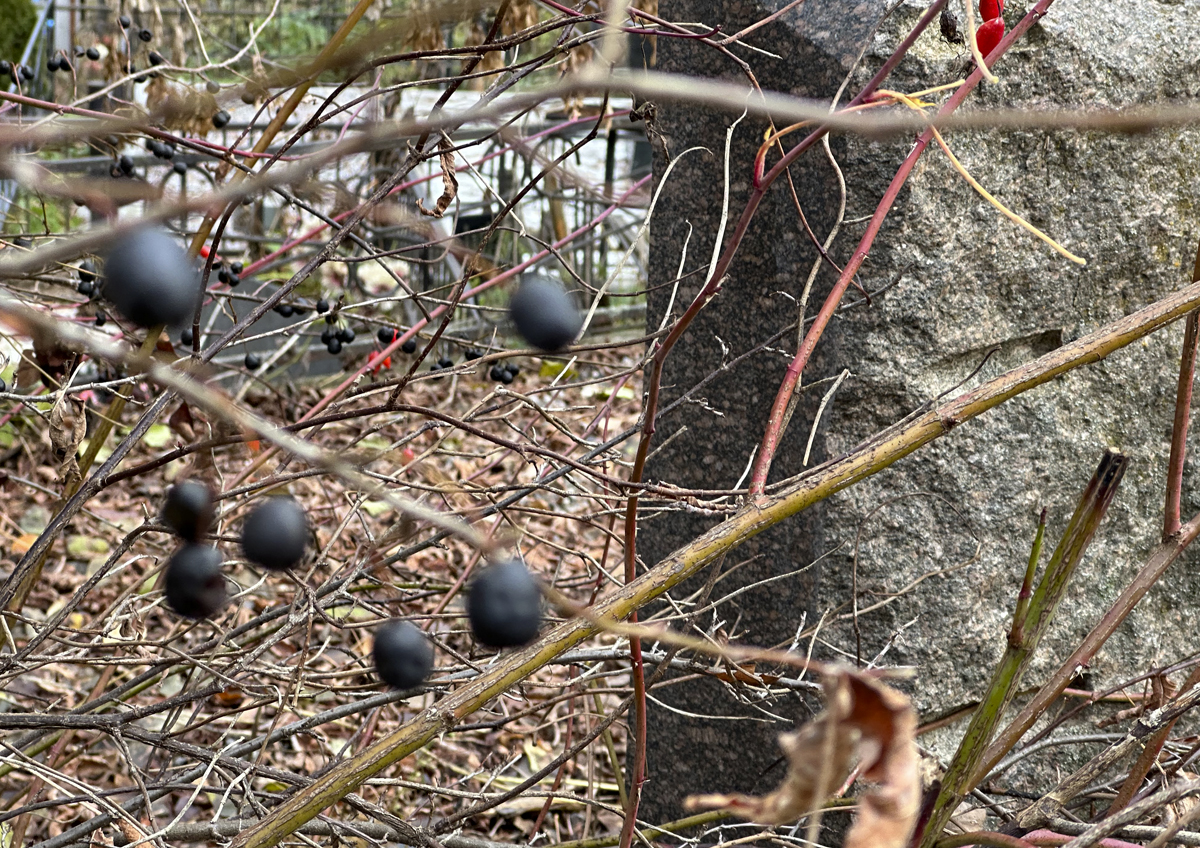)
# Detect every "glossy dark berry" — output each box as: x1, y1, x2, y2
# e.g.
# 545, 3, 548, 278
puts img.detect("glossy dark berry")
212, 110, 231, 129
324, 313, 337, 324
229, 261, 243, 275
466, 560, 542, 648
47, 56, 60, 72
180, 328, 193, 345
161, 143, 175, 159
509, 275, 582, 352
138, 28, 152, 42
338, 327, 355, 343
227, 273, 240, 287
491, 364, 513, 384
161, 480, 214, 541
218, 269, 229, 284
205, 79, 219, 94
275, 304, 293, 318
401, 338, 417, 354
118, 154, 134, 175
0, 61, 10, 78
102, 228, 200, 328
94, 310, 107, 326
505, 363, 520, 379
86, 46, 100, 60
437, 356, 453, 369
377, 327, 395, 345
164, 544, 226, 619
78, 280, 94, 296
79, 258, 97, 282
19, 64, 33, 81
173, 161, 187, 175
315, 298, 329, 313
320, 328, 334, 345
147, 139, 162, 156
292, 304, 307, 316
244, 352, 261, 370
326, 337, 342, 354
118, 14, 131, 28
372, 620, 434, 690
148, 50, 164, 65
241, 496, 307, 571
74, 45, 86, 57
464, 348, 483, 361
